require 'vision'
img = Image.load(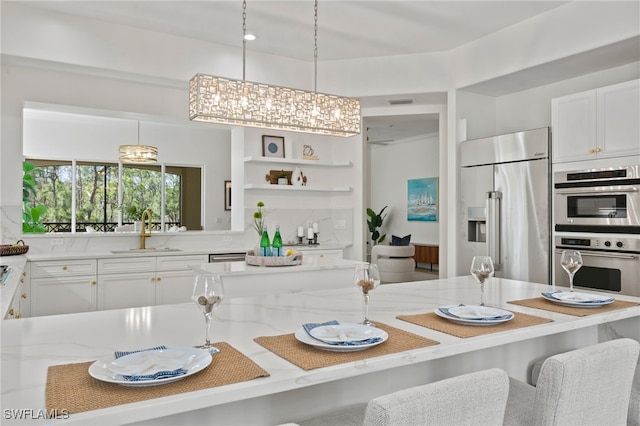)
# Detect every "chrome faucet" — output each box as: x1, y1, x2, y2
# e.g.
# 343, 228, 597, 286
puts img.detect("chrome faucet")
140, 209, 152, 249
